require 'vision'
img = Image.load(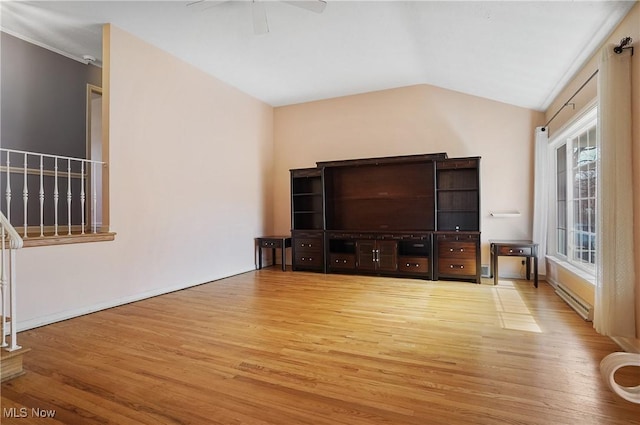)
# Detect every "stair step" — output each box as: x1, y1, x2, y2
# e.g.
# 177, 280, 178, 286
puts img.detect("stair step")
1, 347, 30, 382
